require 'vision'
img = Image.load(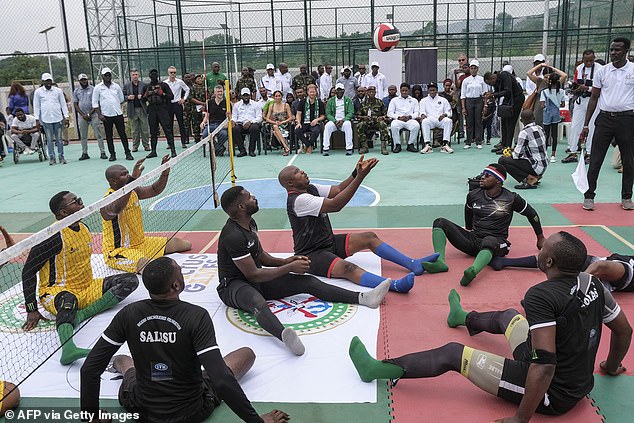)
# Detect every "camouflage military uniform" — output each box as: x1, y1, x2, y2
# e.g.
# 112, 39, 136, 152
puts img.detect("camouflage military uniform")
235, 77, 256, 97
292, 74, 316, 92
357, 97, 390, 154
188, 84, 206, 142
